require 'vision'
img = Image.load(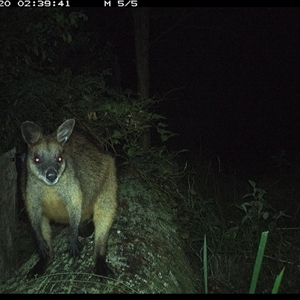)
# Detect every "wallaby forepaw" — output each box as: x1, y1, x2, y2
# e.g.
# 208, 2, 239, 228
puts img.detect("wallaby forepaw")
68, 239, 83, 257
